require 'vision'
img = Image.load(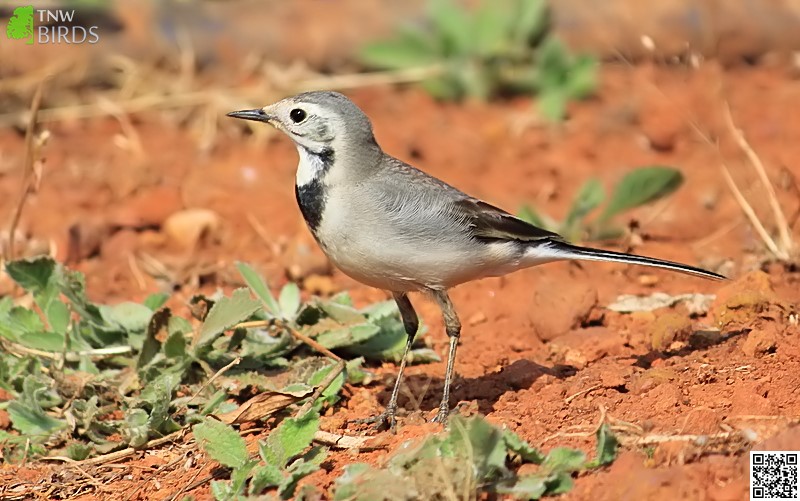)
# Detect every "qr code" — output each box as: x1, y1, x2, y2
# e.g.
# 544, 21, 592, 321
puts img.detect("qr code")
751, 452, 799, 500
